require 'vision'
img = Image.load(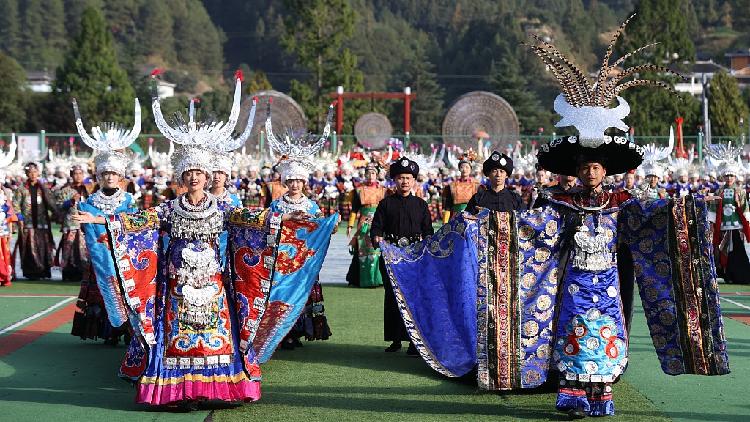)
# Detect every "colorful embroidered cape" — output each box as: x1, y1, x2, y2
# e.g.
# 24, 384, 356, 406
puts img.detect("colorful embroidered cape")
79, 193, 137, 328
381, 196, 729, 390
236, 214, 338, 363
